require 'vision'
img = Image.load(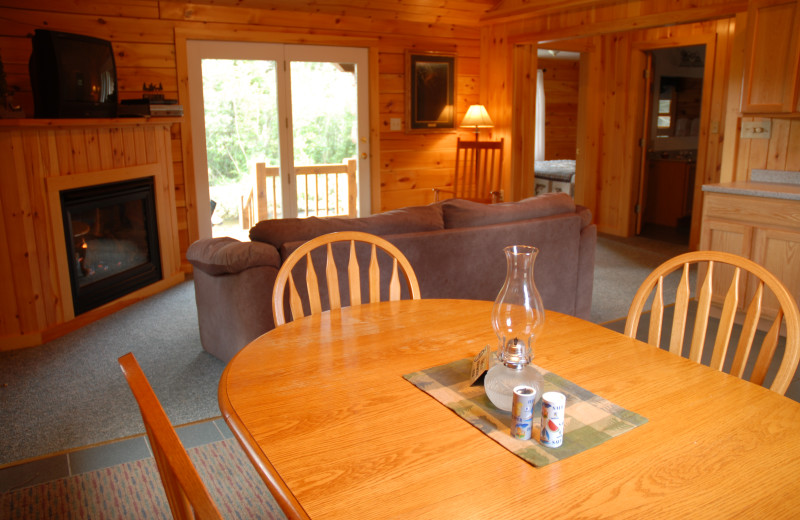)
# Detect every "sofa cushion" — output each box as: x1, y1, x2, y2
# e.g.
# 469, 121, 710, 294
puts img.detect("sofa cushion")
249, 203, 444, 247
441, 192, 576, 229
387, 213, 583, 315
187, 237, 280, 275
